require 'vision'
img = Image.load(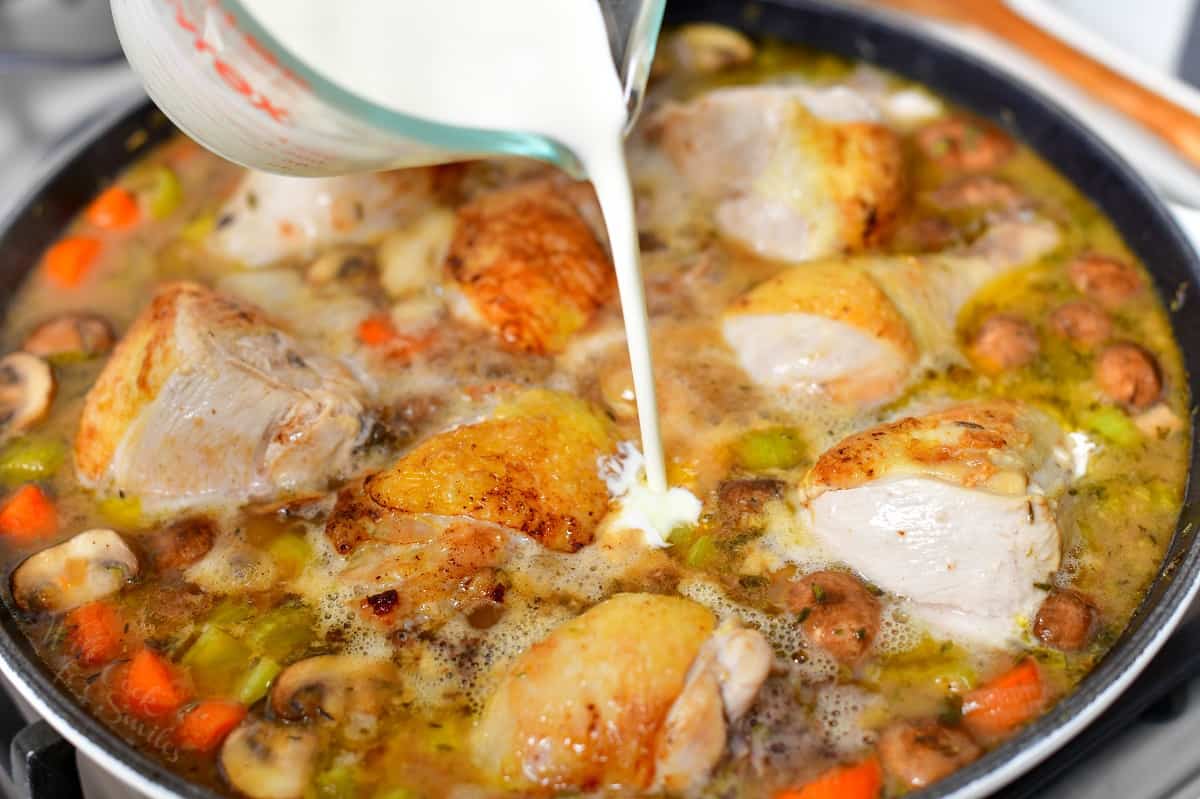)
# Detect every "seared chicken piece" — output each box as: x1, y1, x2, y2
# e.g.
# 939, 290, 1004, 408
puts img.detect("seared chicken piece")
654, 618, 773, 792
472, 594, 772, 793
723, 216, 1060, 404
75, 282, 369, 512
361, 390, 614, 553
797, 401, 1069, 645
653, 86, 905, 262
446, 179, 616, 354
209, 169, 435, 267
